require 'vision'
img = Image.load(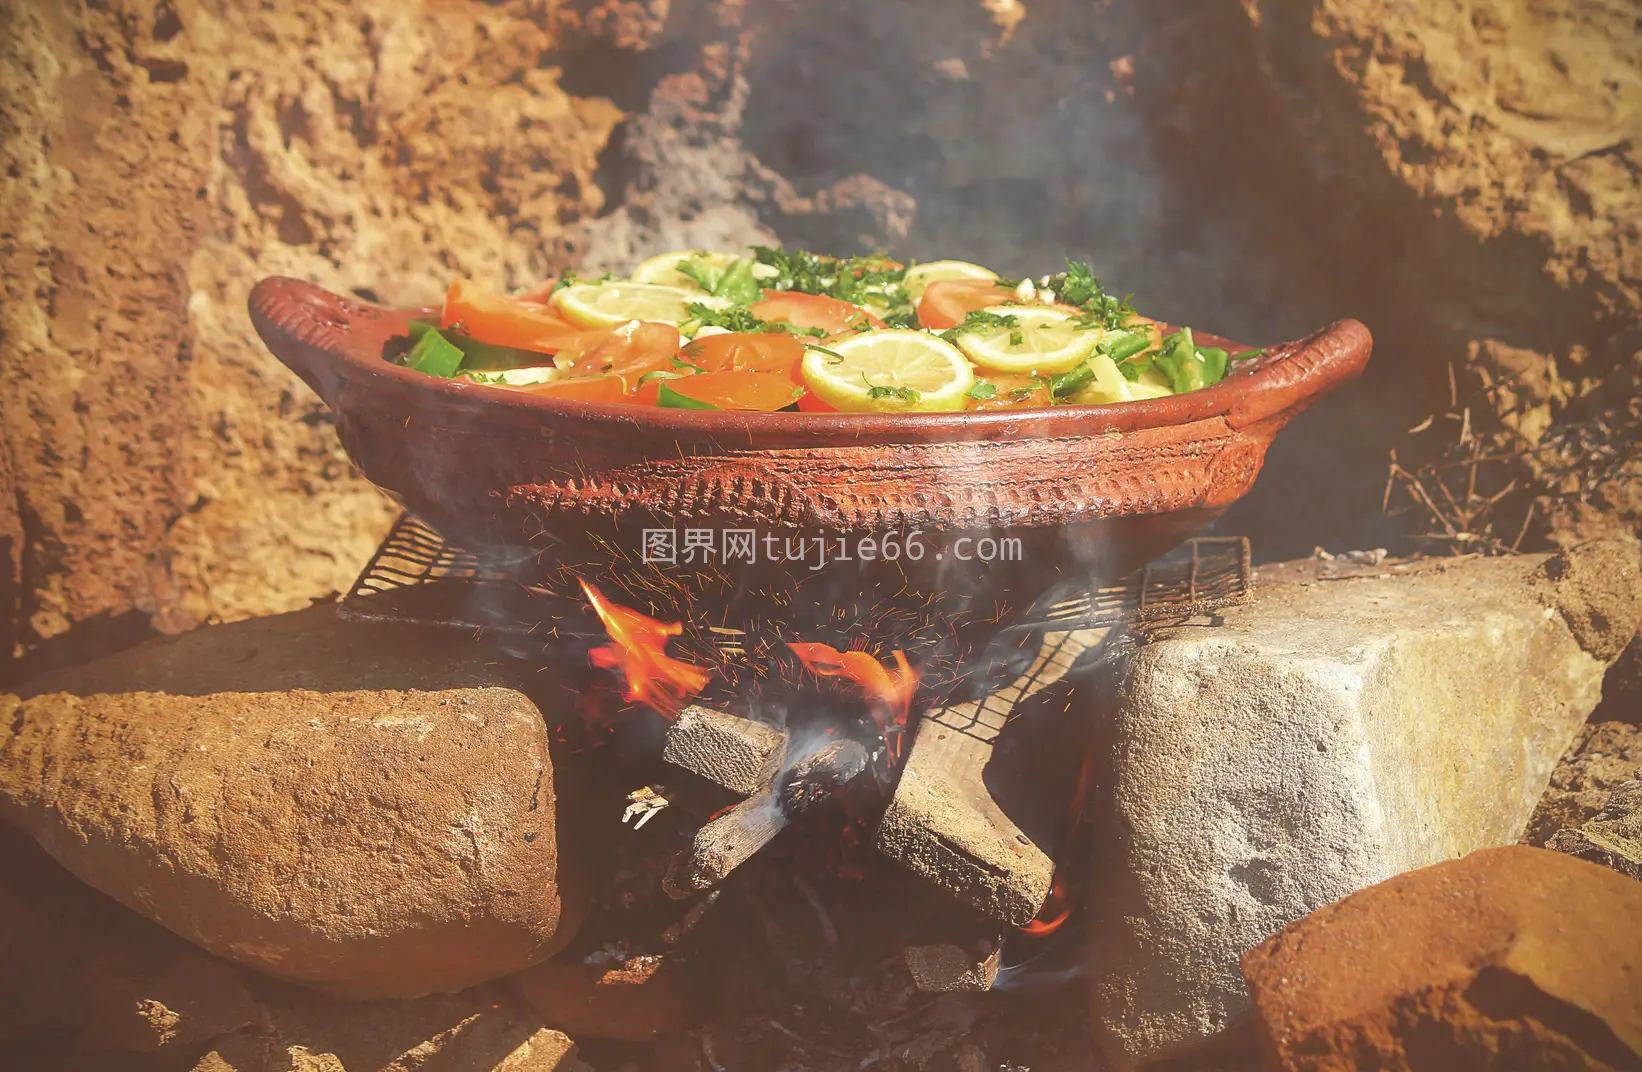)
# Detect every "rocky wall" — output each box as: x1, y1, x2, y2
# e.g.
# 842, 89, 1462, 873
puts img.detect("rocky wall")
0, 0, 624, 679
